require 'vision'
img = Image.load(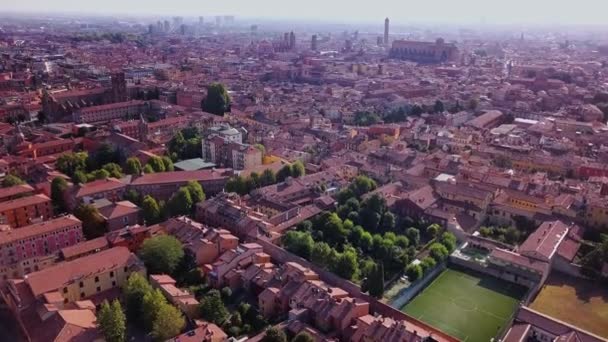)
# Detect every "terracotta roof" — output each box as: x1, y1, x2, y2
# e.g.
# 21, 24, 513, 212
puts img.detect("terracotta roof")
98, 200, 140, 220
515, 307, 606, 342
0, 193, 50, 211
75, 178, 127, 198
130, 169, 232, 186
0, 215, 81, 245
25, 247, 137, 297
519, 220, 569, 262
0, 184, 35, 200
60, 236, 109, 260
